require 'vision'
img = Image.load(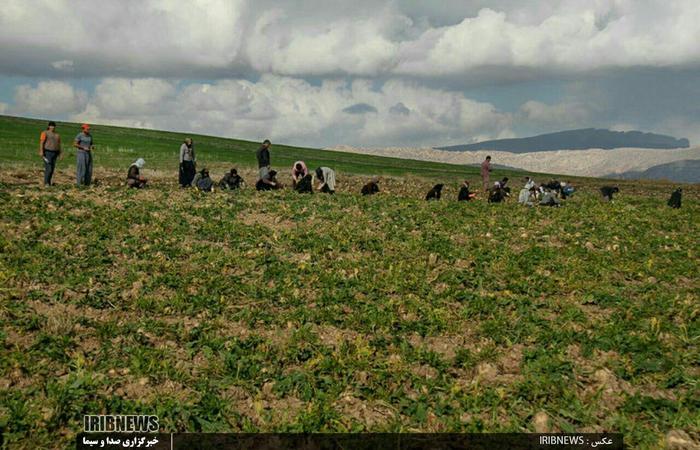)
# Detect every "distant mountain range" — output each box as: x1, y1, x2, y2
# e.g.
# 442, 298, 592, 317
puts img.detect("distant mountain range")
437, 128, 690, 153
327, 144, 700, 183
608, 159, 700, 183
